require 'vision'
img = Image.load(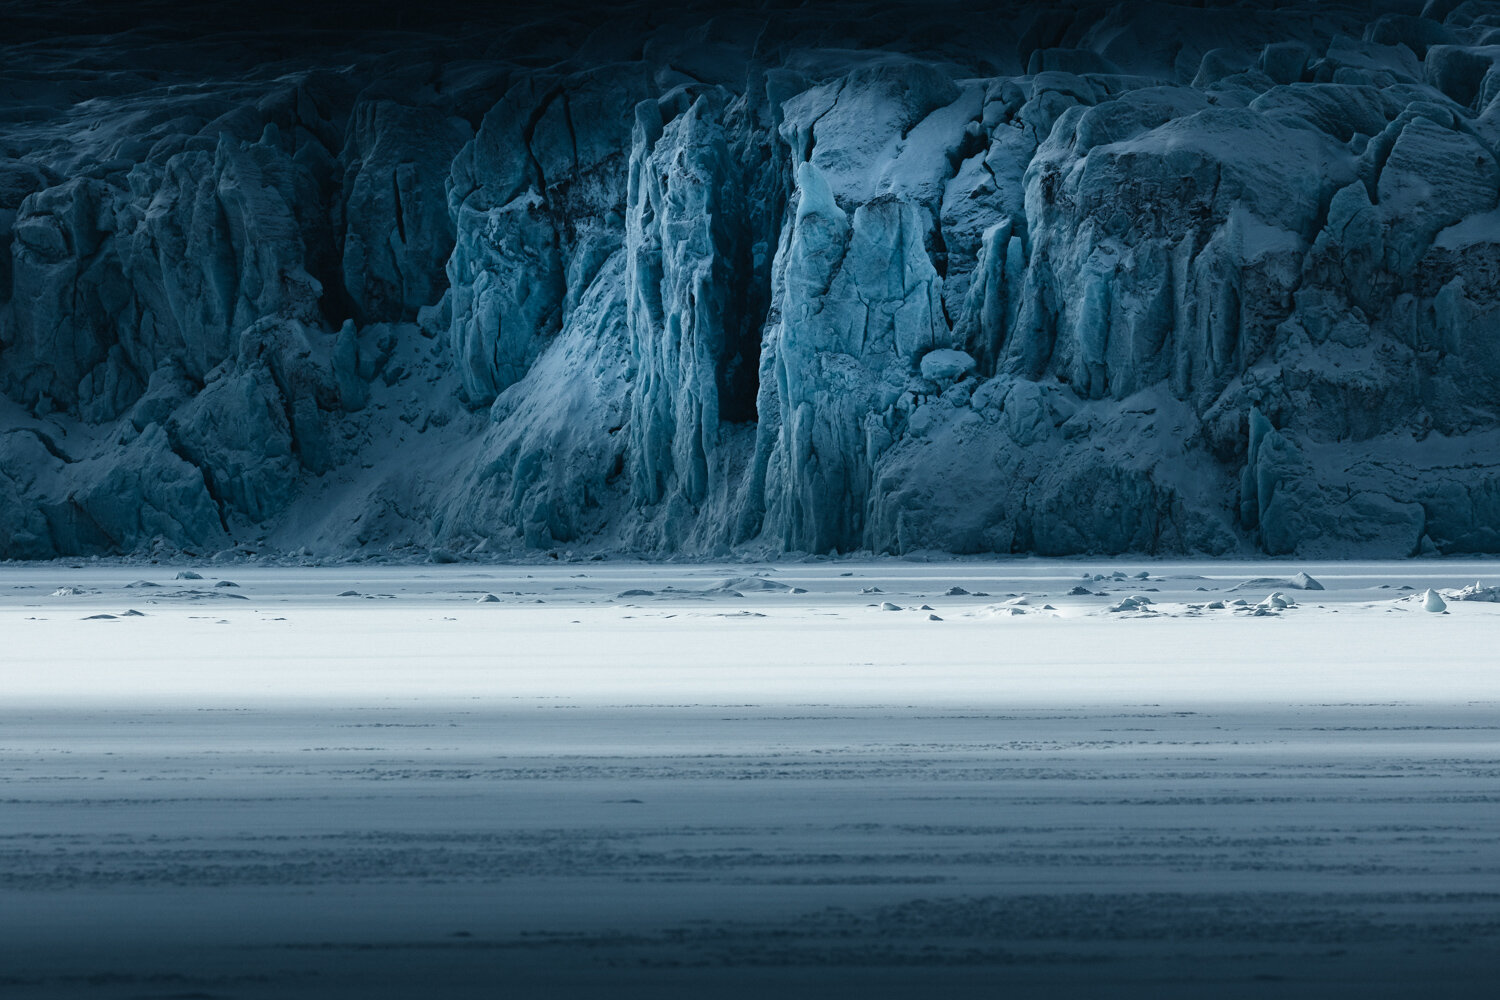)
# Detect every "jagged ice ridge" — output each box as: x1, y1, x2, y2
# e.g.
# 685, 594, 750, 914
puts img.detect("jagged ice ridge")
2, 0, 1500, 560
